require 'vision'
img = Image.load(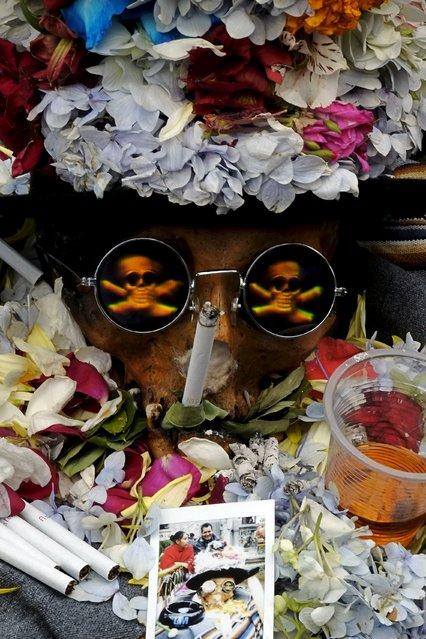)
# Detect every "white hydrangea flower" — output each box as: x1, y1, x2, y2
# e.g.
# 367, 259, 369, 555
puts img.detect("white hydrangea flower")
341, 13, 402, 71
44, 127, 116, 199
0, 159, 30, 196
28, 85, 110, 130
